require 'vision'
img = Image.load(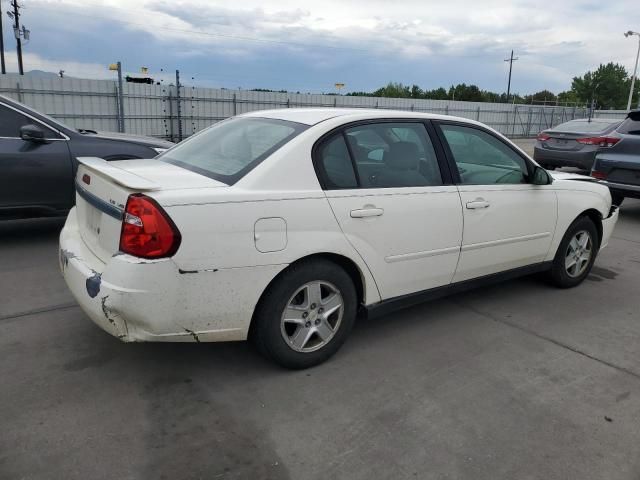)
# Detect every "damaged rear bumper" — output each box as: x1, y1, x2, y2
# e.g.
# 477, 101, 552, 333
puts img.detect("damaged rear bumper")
59, 208, 284, 343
